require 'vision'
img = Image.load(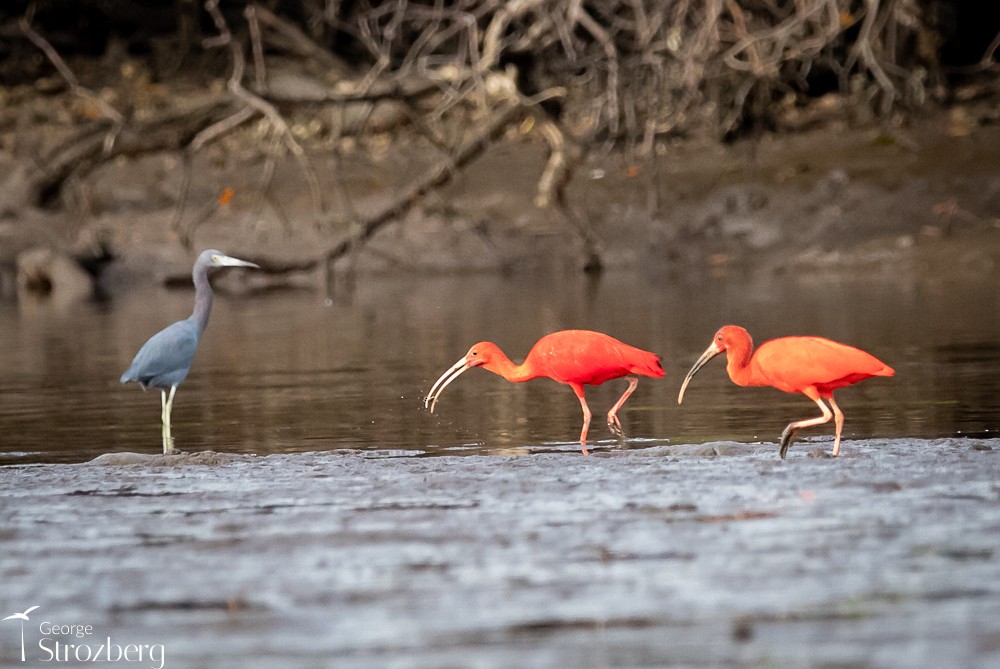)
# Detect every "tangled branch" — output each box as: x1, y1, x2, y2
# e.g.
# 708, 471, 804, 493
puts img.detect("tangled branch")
6, 0, 994, 275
